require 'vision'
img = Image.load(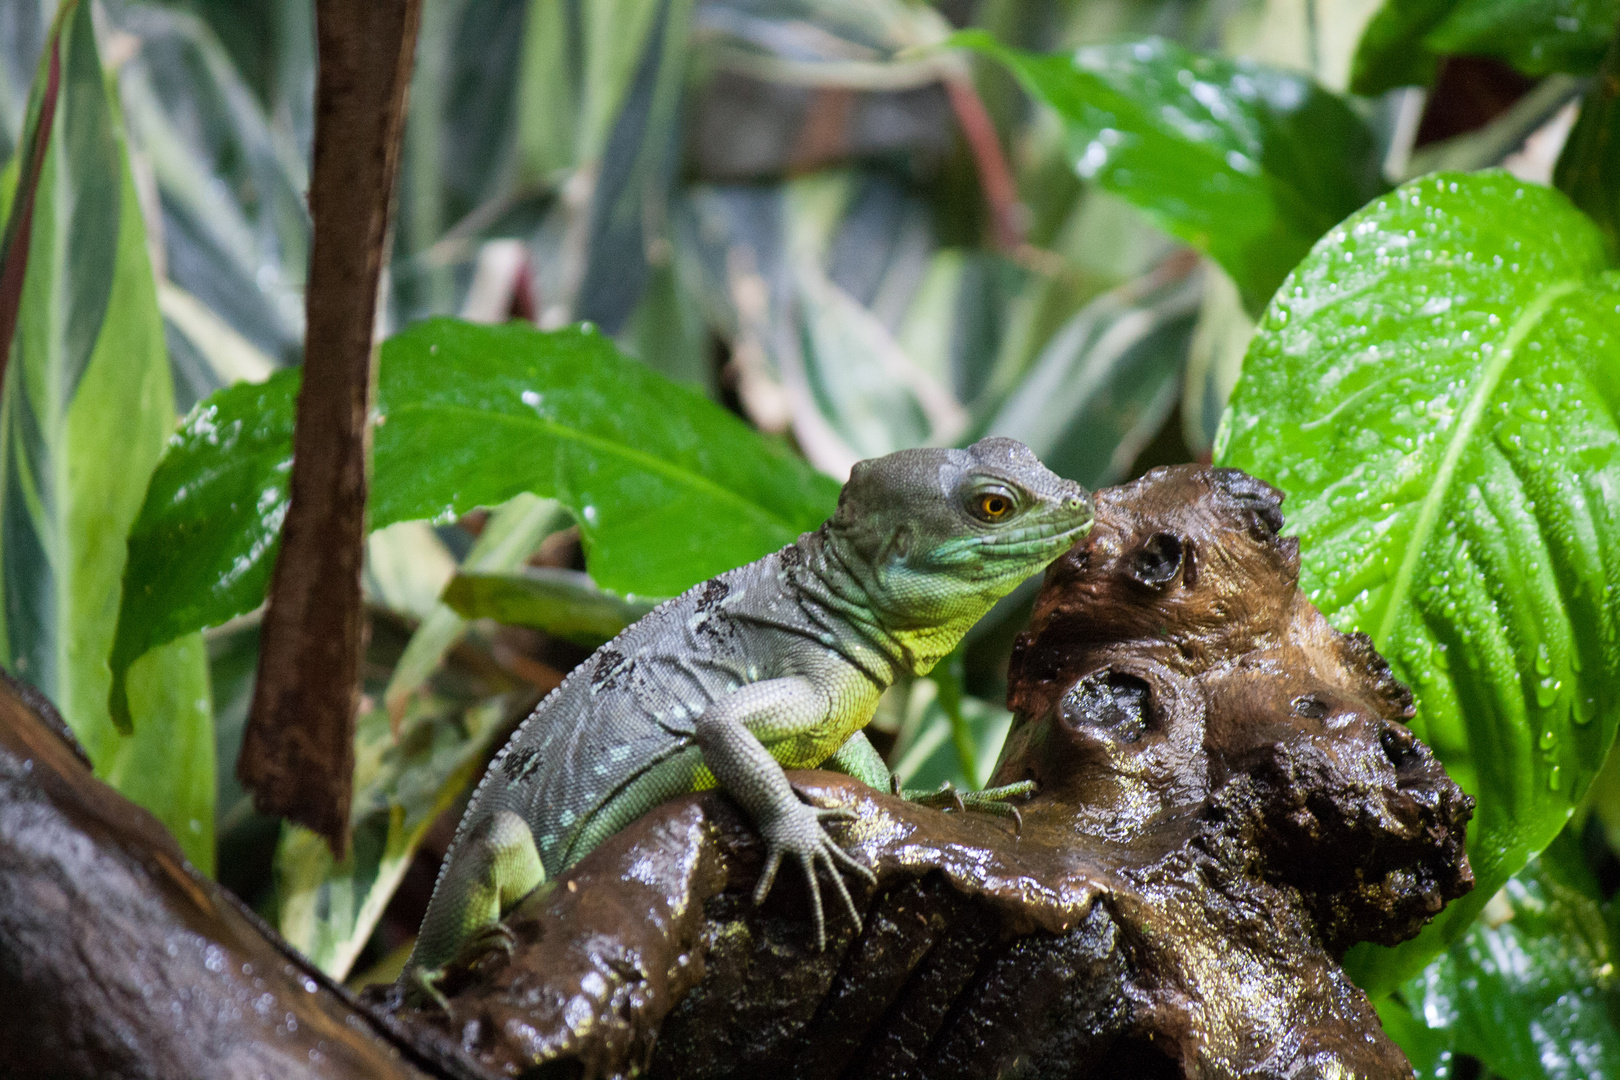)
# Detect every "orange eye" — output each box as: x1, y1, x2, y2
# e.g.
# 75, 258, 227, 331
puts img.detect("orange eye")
978, 493, 1011, 519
